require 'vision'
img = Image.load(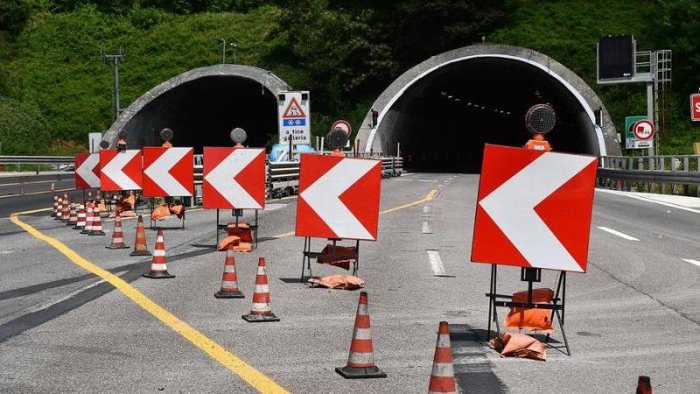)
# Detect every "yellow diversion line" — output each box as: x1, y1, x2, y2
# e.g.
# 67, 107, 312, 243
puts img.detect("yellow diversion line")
10, 212, 288, 394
